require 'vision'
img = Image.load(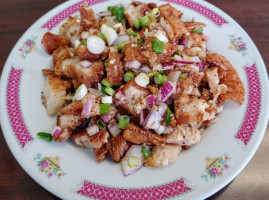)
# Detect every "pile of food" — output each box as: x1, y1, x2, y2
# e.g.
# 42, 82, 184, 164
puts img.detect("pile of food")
39, 1, 245, 176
